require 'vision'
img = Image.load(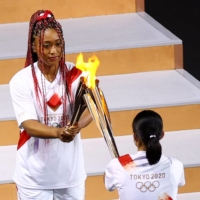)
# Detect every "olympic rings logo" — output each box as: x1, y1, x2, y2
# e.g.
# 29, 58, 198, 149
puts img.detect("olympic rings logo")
136, 181, 160, 192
